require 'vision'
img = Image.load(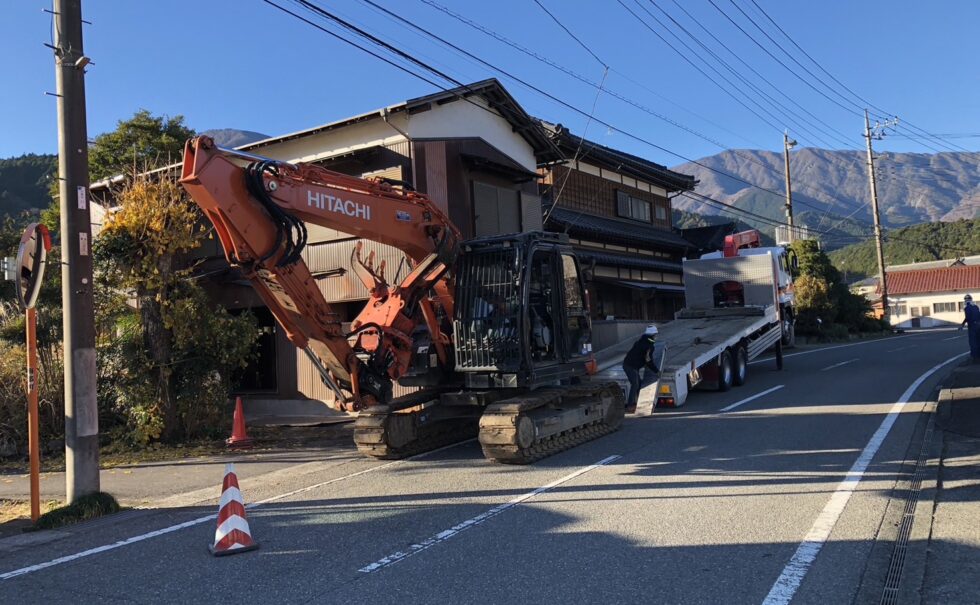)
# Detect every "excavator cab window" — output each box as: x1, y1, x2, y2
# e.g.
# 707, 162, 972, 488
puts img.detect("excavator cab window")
528, 250, 556, 362
560, 254, 591, 359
